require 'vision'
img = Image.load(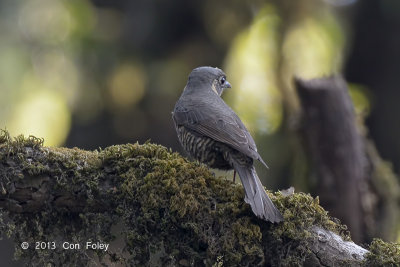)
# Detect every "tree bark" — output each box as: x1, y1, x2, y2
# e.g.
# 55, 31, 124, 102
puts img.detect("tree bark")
295, 76, 400, 244
295, 76, 370, 243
